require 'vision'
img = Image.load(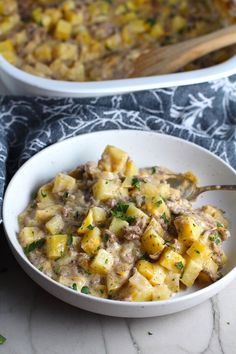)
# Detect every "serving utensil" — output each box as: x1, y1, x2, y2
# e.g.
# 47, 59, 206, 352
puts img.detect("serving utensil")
166, 174, 236, 201
130, 25, 236, 77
